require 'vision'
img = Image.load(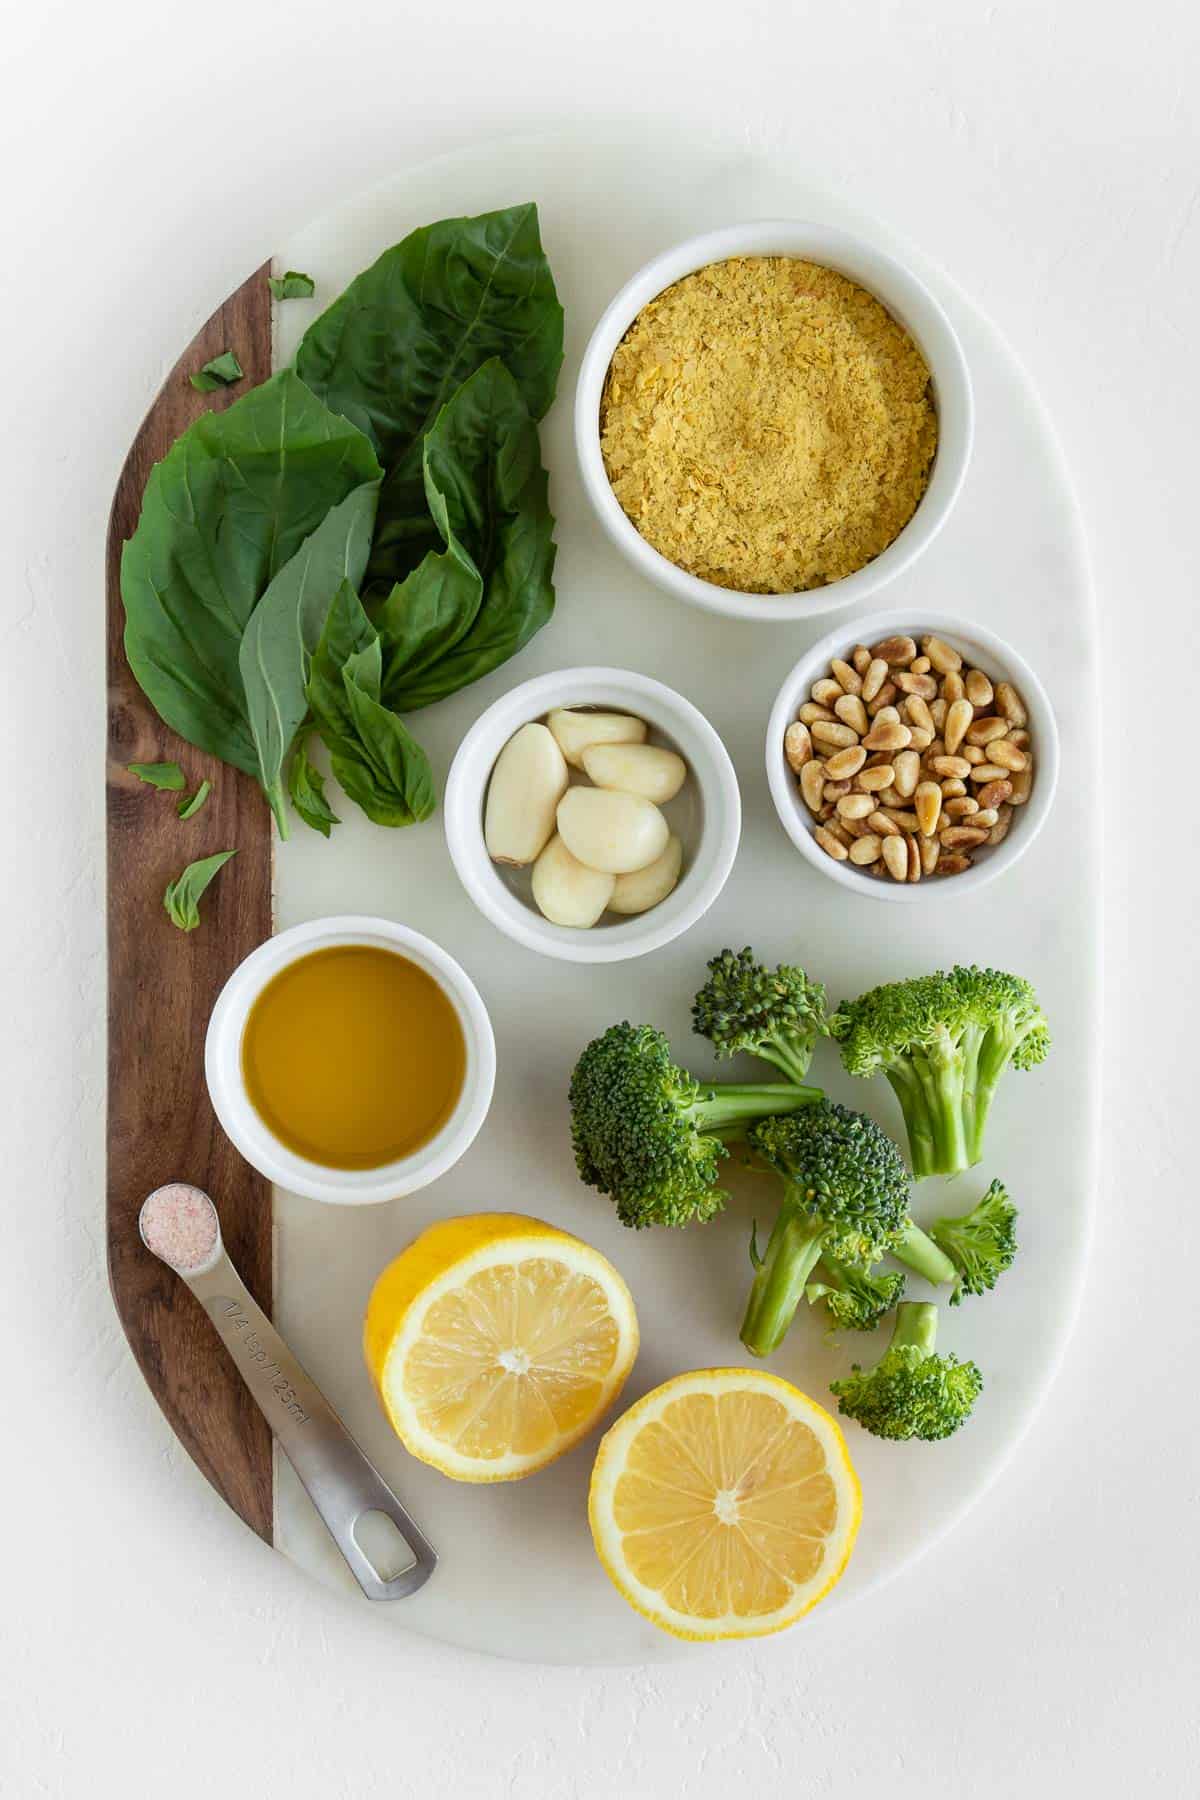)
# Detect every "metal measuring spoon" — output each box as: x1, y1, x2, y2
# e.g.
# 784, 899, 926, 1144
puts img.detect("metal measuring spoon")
138, 1181, 437, 1602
